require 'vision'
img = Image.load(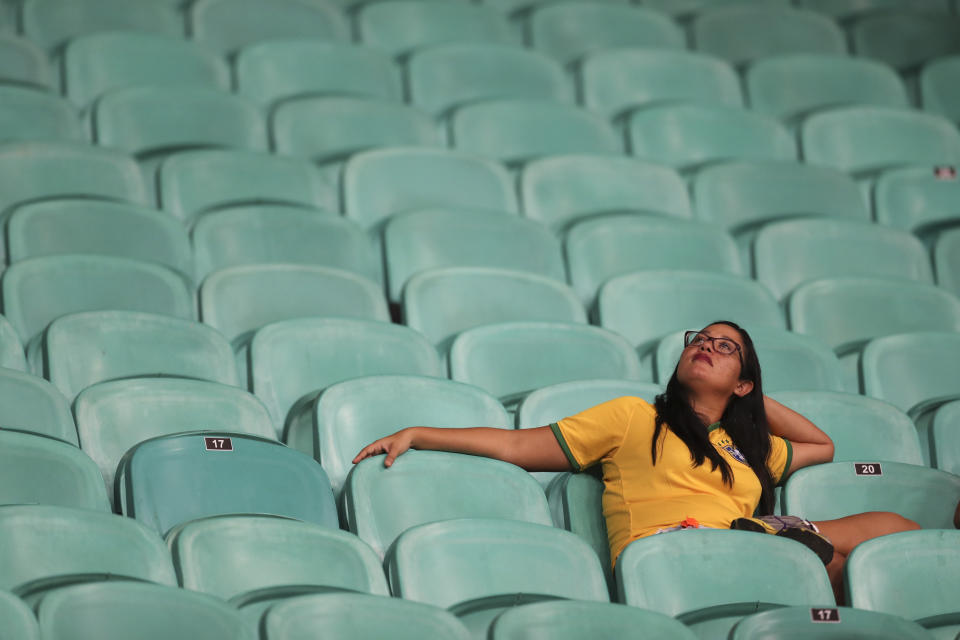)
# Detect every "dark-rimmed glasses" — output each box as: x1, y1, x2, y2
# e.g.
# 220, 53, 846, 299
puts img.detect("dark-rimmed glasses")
683, 330, 743, 365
